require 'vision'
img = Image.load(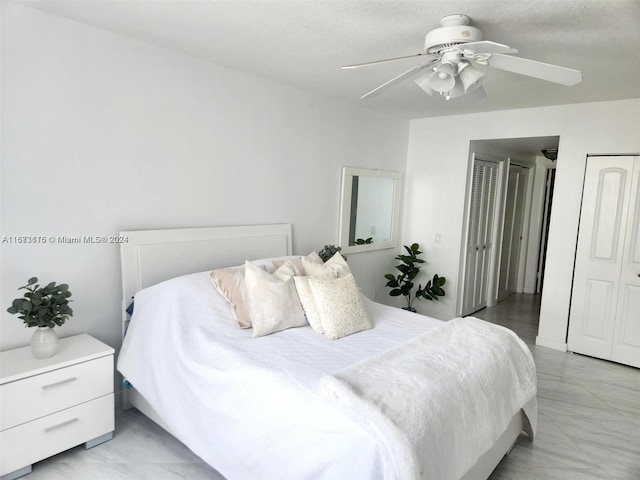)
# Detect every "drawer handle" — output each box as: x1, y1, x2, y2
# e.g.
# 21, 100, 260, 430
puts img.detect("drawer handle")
42, 377, 78, 390
44, 417, 79, 433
